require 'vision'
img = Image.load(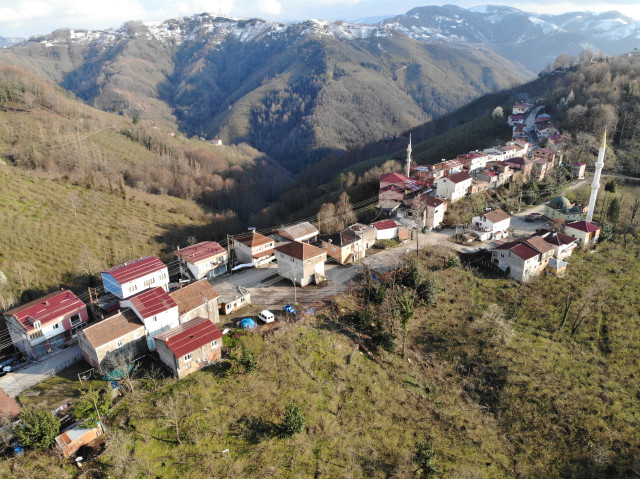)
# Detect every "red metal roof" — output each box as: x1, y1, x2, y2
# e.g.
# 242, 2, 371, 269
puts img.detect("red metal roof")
154, 317, 222, 358
495, 241, 540, 261
102, 256, 166, 284
482, 170, 498, 177
380, 172, 410, 184
373, 219, 400, 230
173, 241, 226, 264
126, 287, 177, 319
5, 290, 86, 332
566, 221, 601, 233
